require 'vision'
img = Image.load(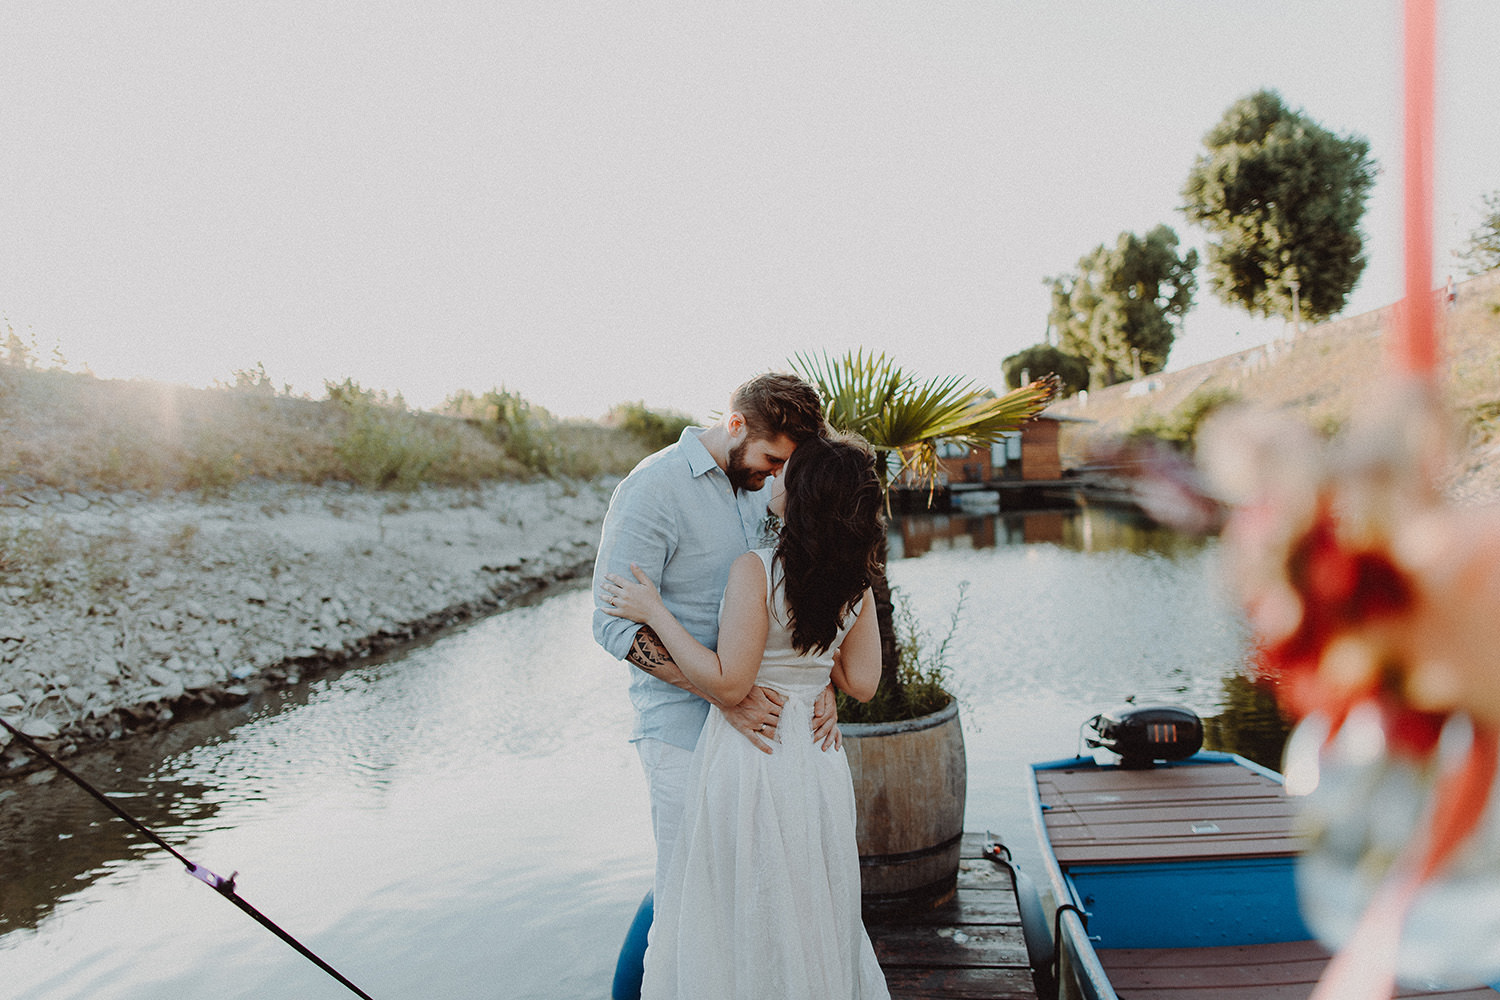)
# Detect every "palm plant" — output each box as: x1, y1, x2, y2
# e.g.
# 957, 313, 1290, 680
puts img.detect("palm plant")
791, 349, 1058, 720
